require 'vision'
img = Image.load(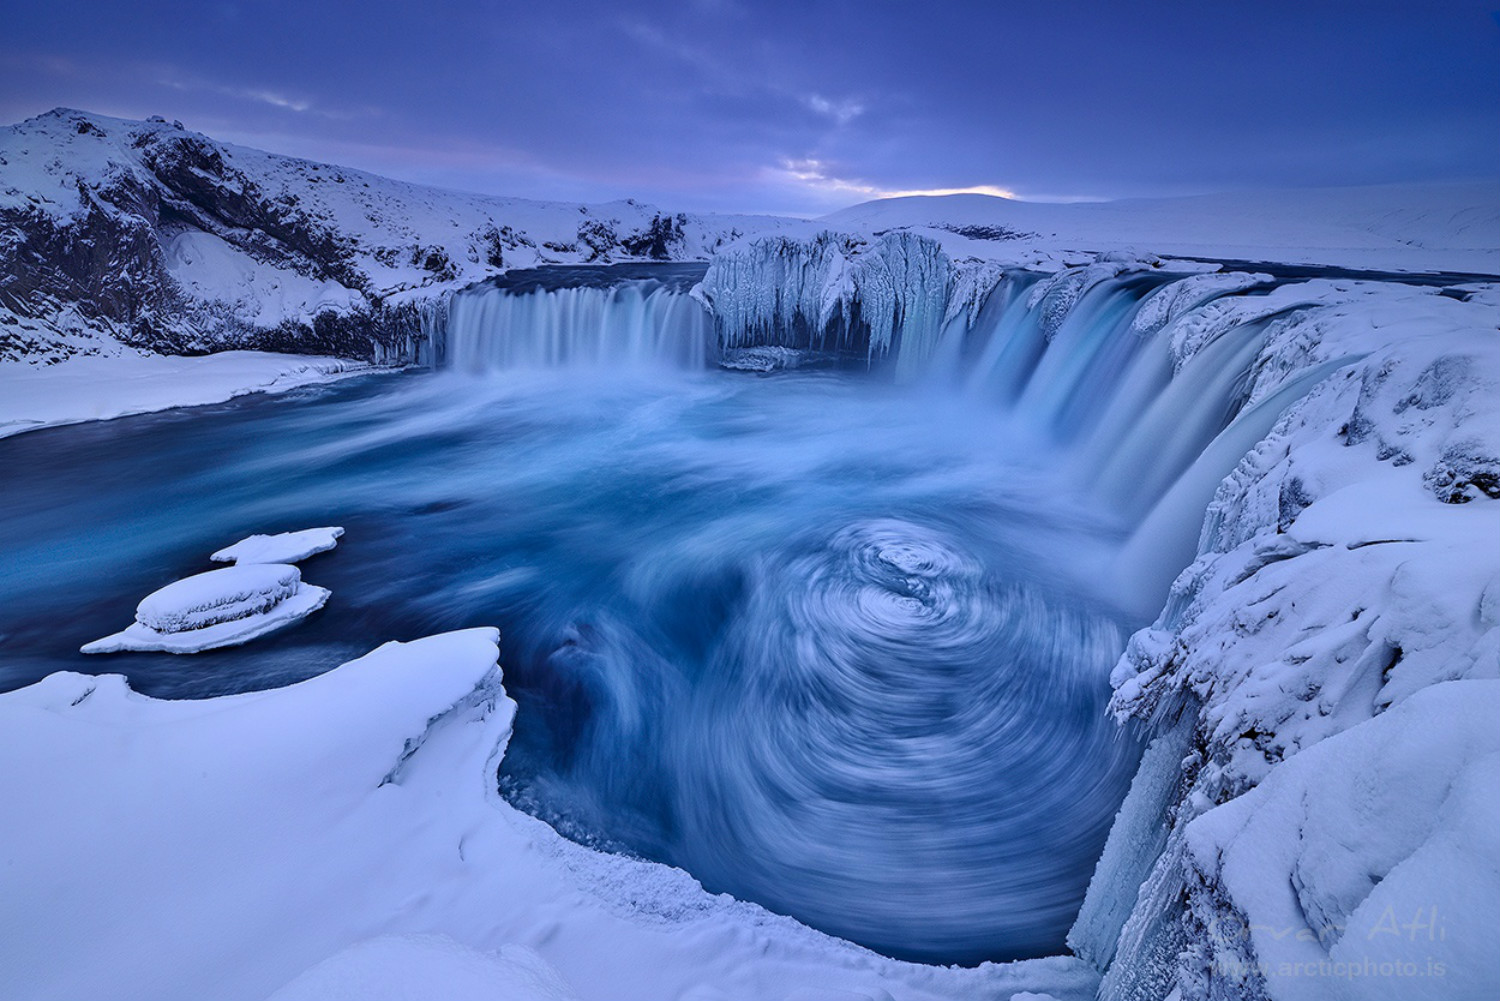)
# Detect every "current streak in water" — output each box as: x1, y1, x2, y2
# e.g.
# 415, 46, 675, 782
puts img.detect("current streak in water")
0, 365, 1143, 965
11, 262, 1325, 965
